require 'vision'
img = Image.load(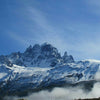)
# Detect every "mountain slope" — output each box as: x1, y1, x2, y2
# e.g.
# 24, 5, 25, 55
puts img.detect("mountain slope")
0, 43, 100, 96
